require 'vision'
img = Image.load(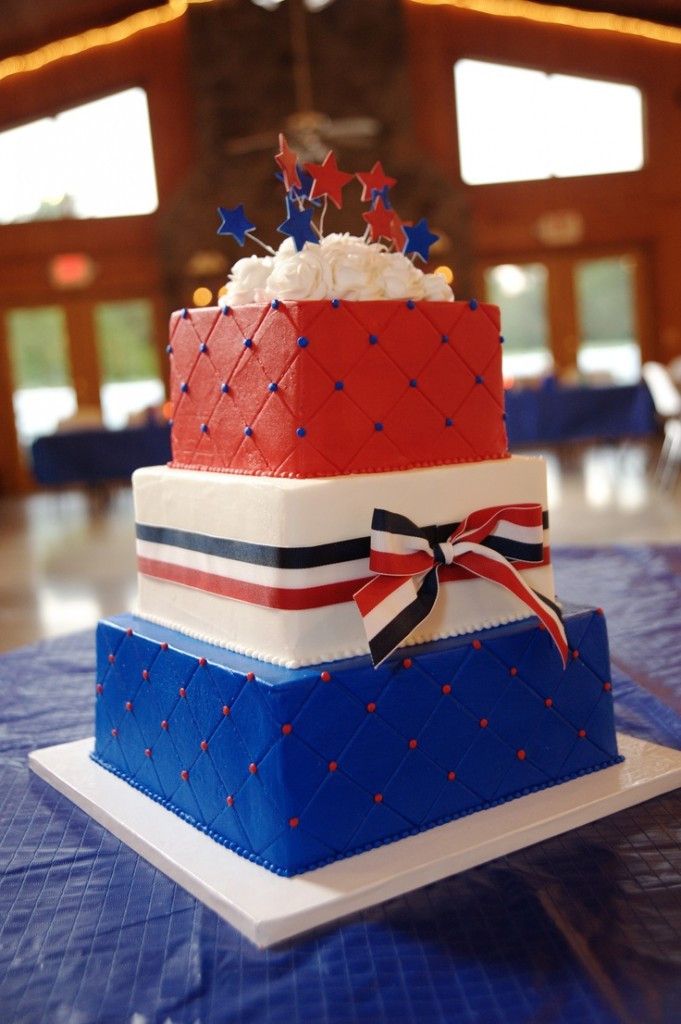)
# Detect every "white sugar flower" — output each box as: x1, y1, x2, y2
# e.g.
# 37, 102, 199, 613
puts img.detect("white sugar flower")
421, 271, 454, 302
220, 254, 274, 306
263, 240, 334, 301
